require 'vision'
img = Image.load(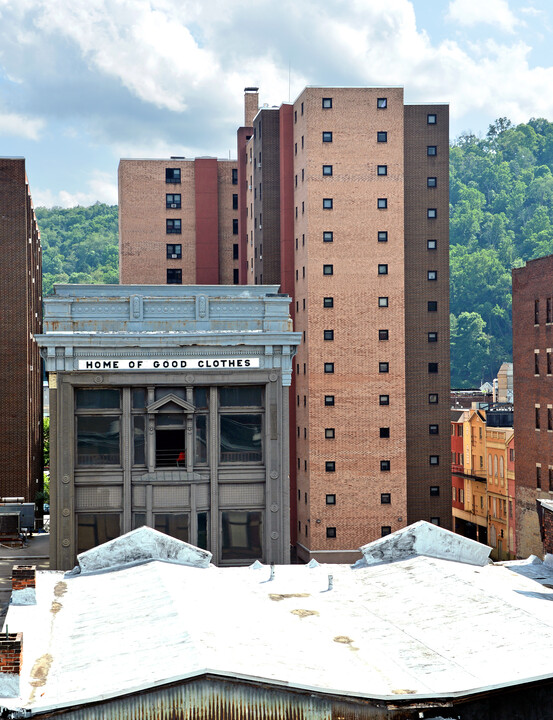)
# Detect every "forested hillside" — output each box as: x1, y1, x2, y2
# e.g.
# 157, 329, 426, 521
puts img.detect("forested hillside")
36, 121, 553, 386
36, 203, 118, 296
451, 118, 553, 386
